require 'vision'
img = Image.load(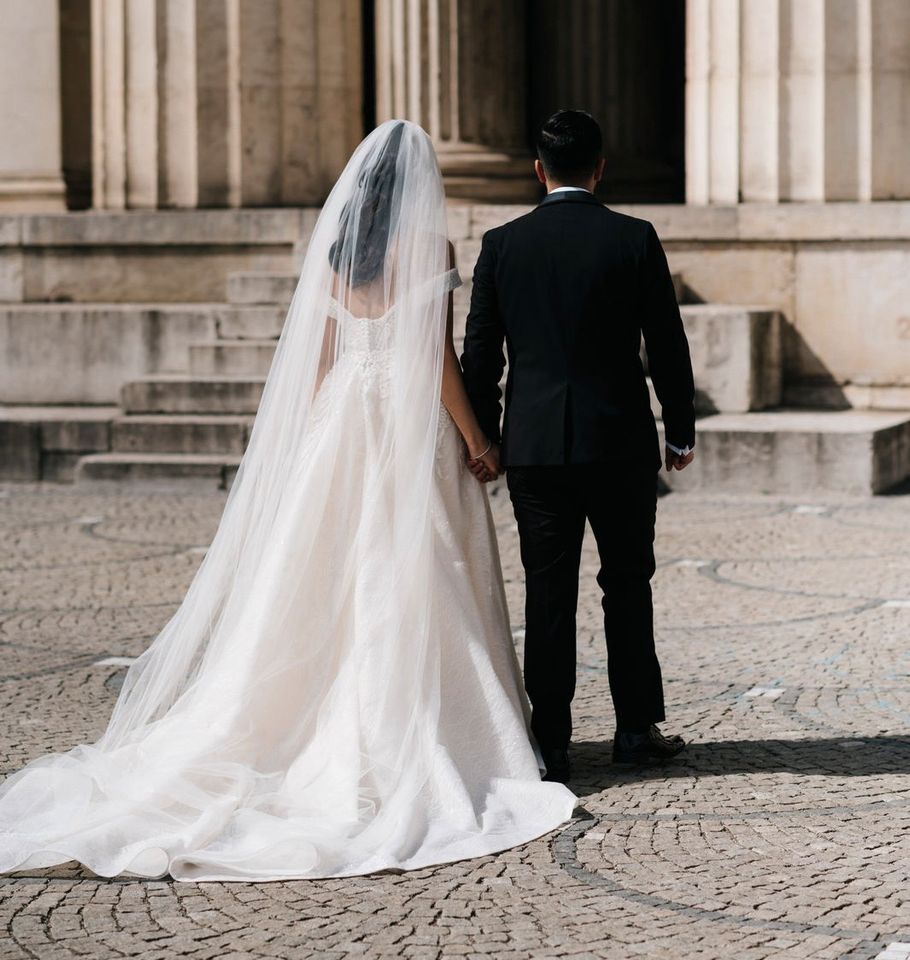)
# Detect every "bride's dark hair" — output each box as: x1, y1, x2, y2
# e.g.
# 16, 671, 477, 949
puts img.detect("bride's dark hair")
329, 121, 405, 288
